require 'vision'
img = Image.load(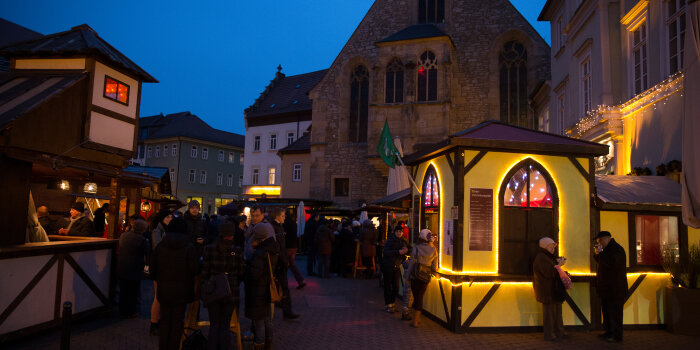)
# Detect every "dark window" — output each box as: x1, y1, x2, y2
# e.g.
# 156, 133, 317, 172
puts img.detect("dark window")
499, 41, 529, 127
417, 51, 438, 102
103, 75, 129, 105
254, 136, 260, 151
418, 0, 445, 23
334, 178, 350, 197
667, 0, 687, 74
350, 65, 369, 143
385, 58, 404, 103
